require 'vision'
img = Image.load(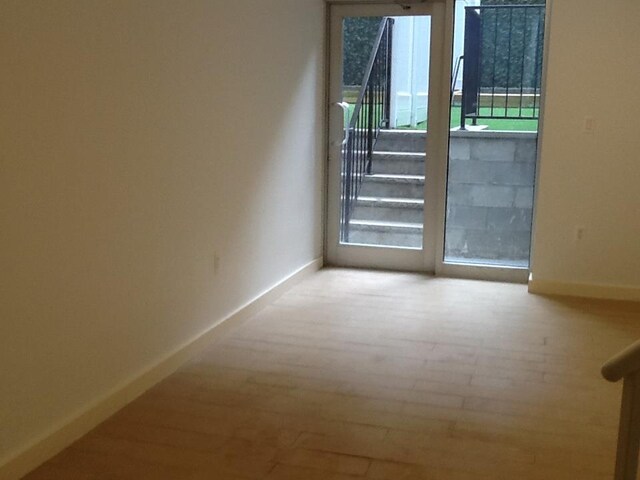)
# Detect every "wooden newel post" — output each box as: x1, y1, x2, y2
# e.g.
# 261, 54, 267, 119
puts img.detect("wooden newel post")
614, 372, 640, 480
